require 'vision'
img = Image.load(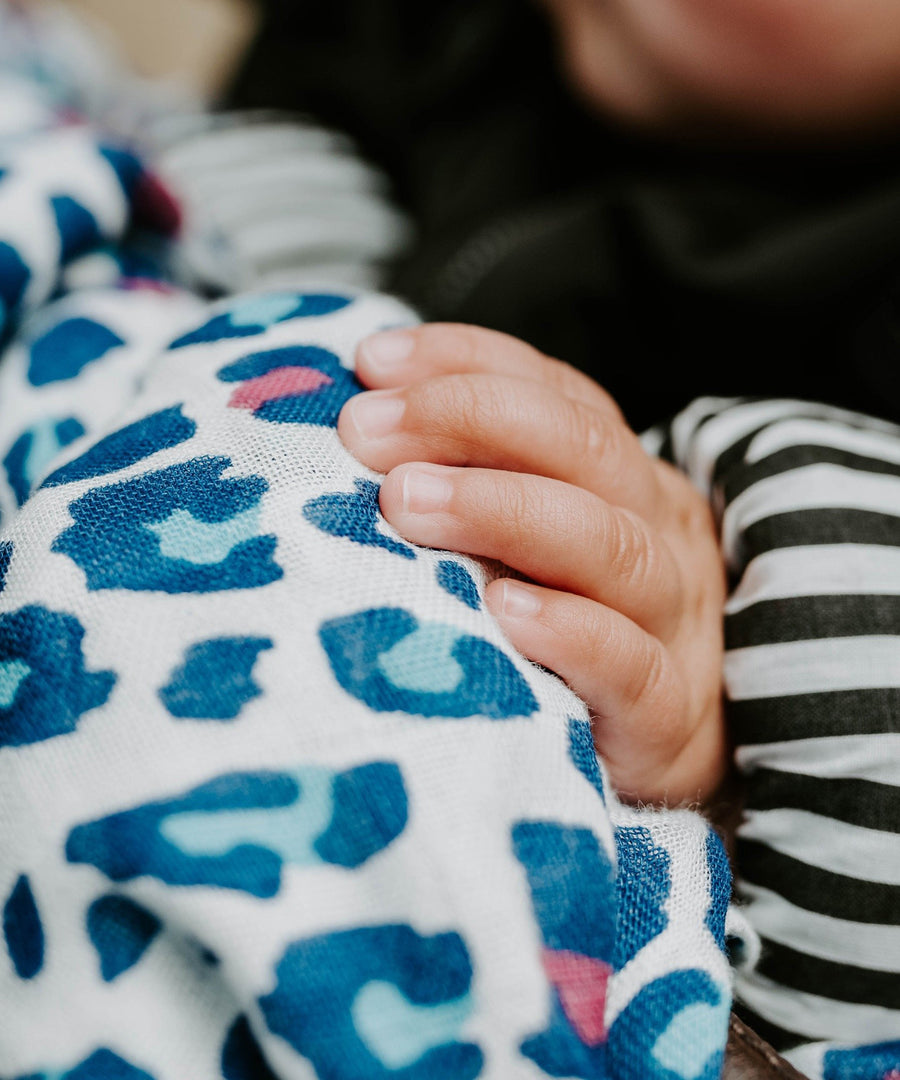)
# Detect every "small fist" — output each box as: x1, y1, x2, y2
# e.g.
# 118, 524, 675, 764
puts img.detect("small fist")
338, 324, 726, 805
